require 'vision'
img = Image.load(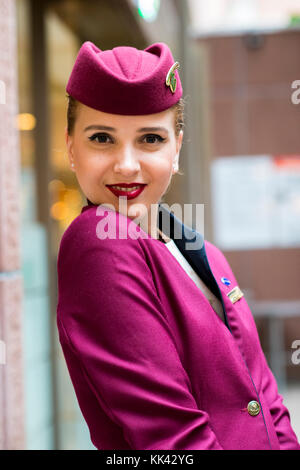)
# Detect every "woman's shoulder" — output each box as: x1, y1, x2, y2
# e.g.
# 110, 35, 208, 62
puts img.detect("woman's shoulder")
204, 238, 234, 267
203, 238, 239, 283
204, 239, 227, 261
57, 203, 150, 262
